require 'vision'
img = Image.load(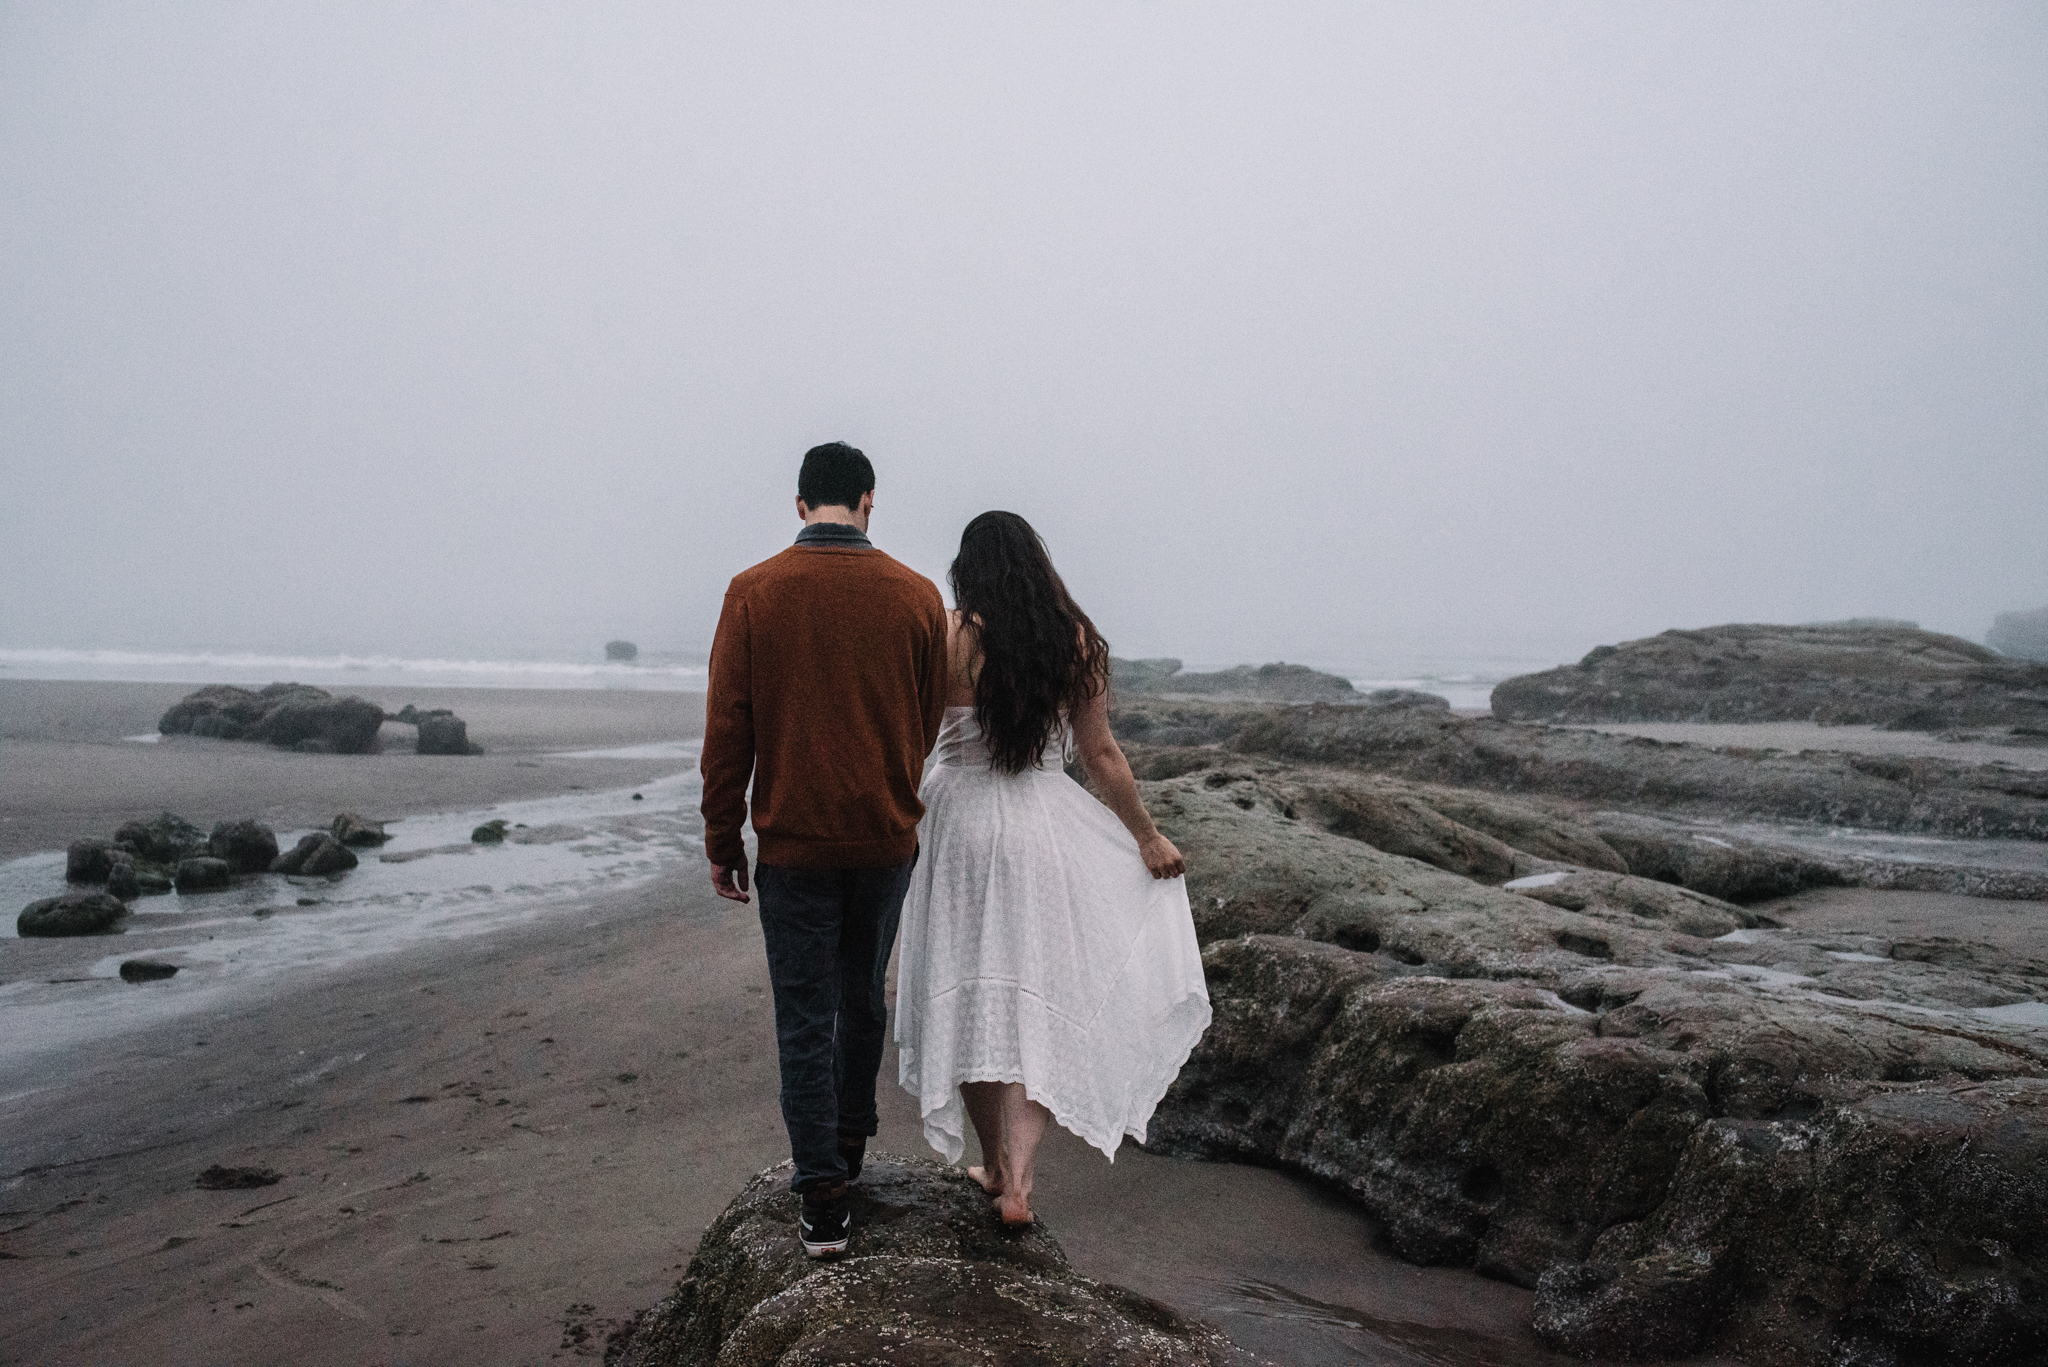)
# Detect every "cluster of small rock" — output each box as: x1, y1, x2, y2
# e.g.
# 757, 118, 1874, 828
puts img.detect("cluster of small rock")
17, 810, 391, 937
156, 683, 479, 755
